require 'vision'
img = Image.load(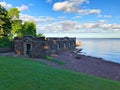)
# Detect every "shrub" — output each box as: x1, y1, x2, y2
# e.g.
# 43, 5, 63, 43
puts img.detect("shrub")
44, 55, 51, 60
0, 37, 13, 48
43, 55, 65, 65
